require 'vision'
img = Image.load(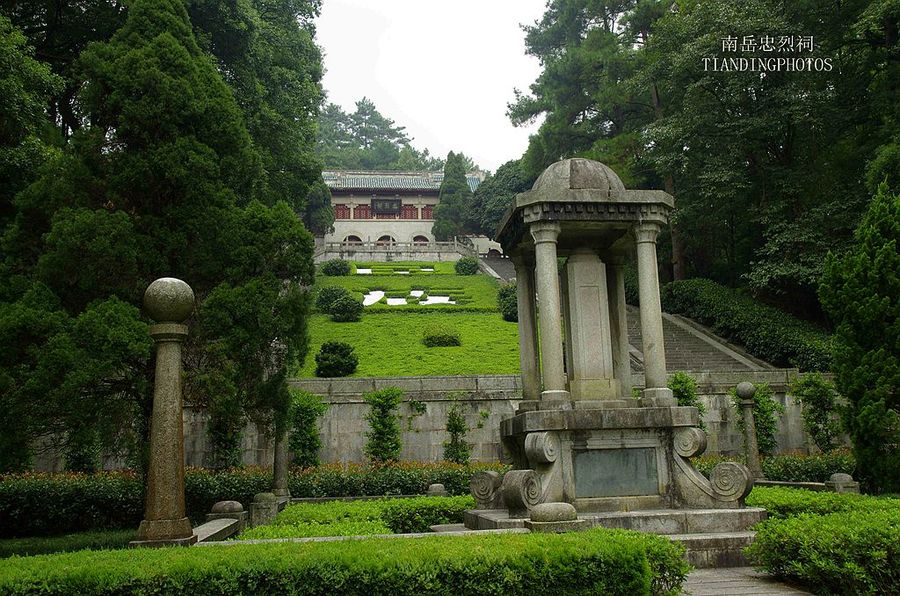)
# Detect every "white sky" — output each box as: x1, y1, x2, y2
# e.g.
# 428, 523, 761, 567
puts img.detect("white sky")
315, 0, 547, 173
